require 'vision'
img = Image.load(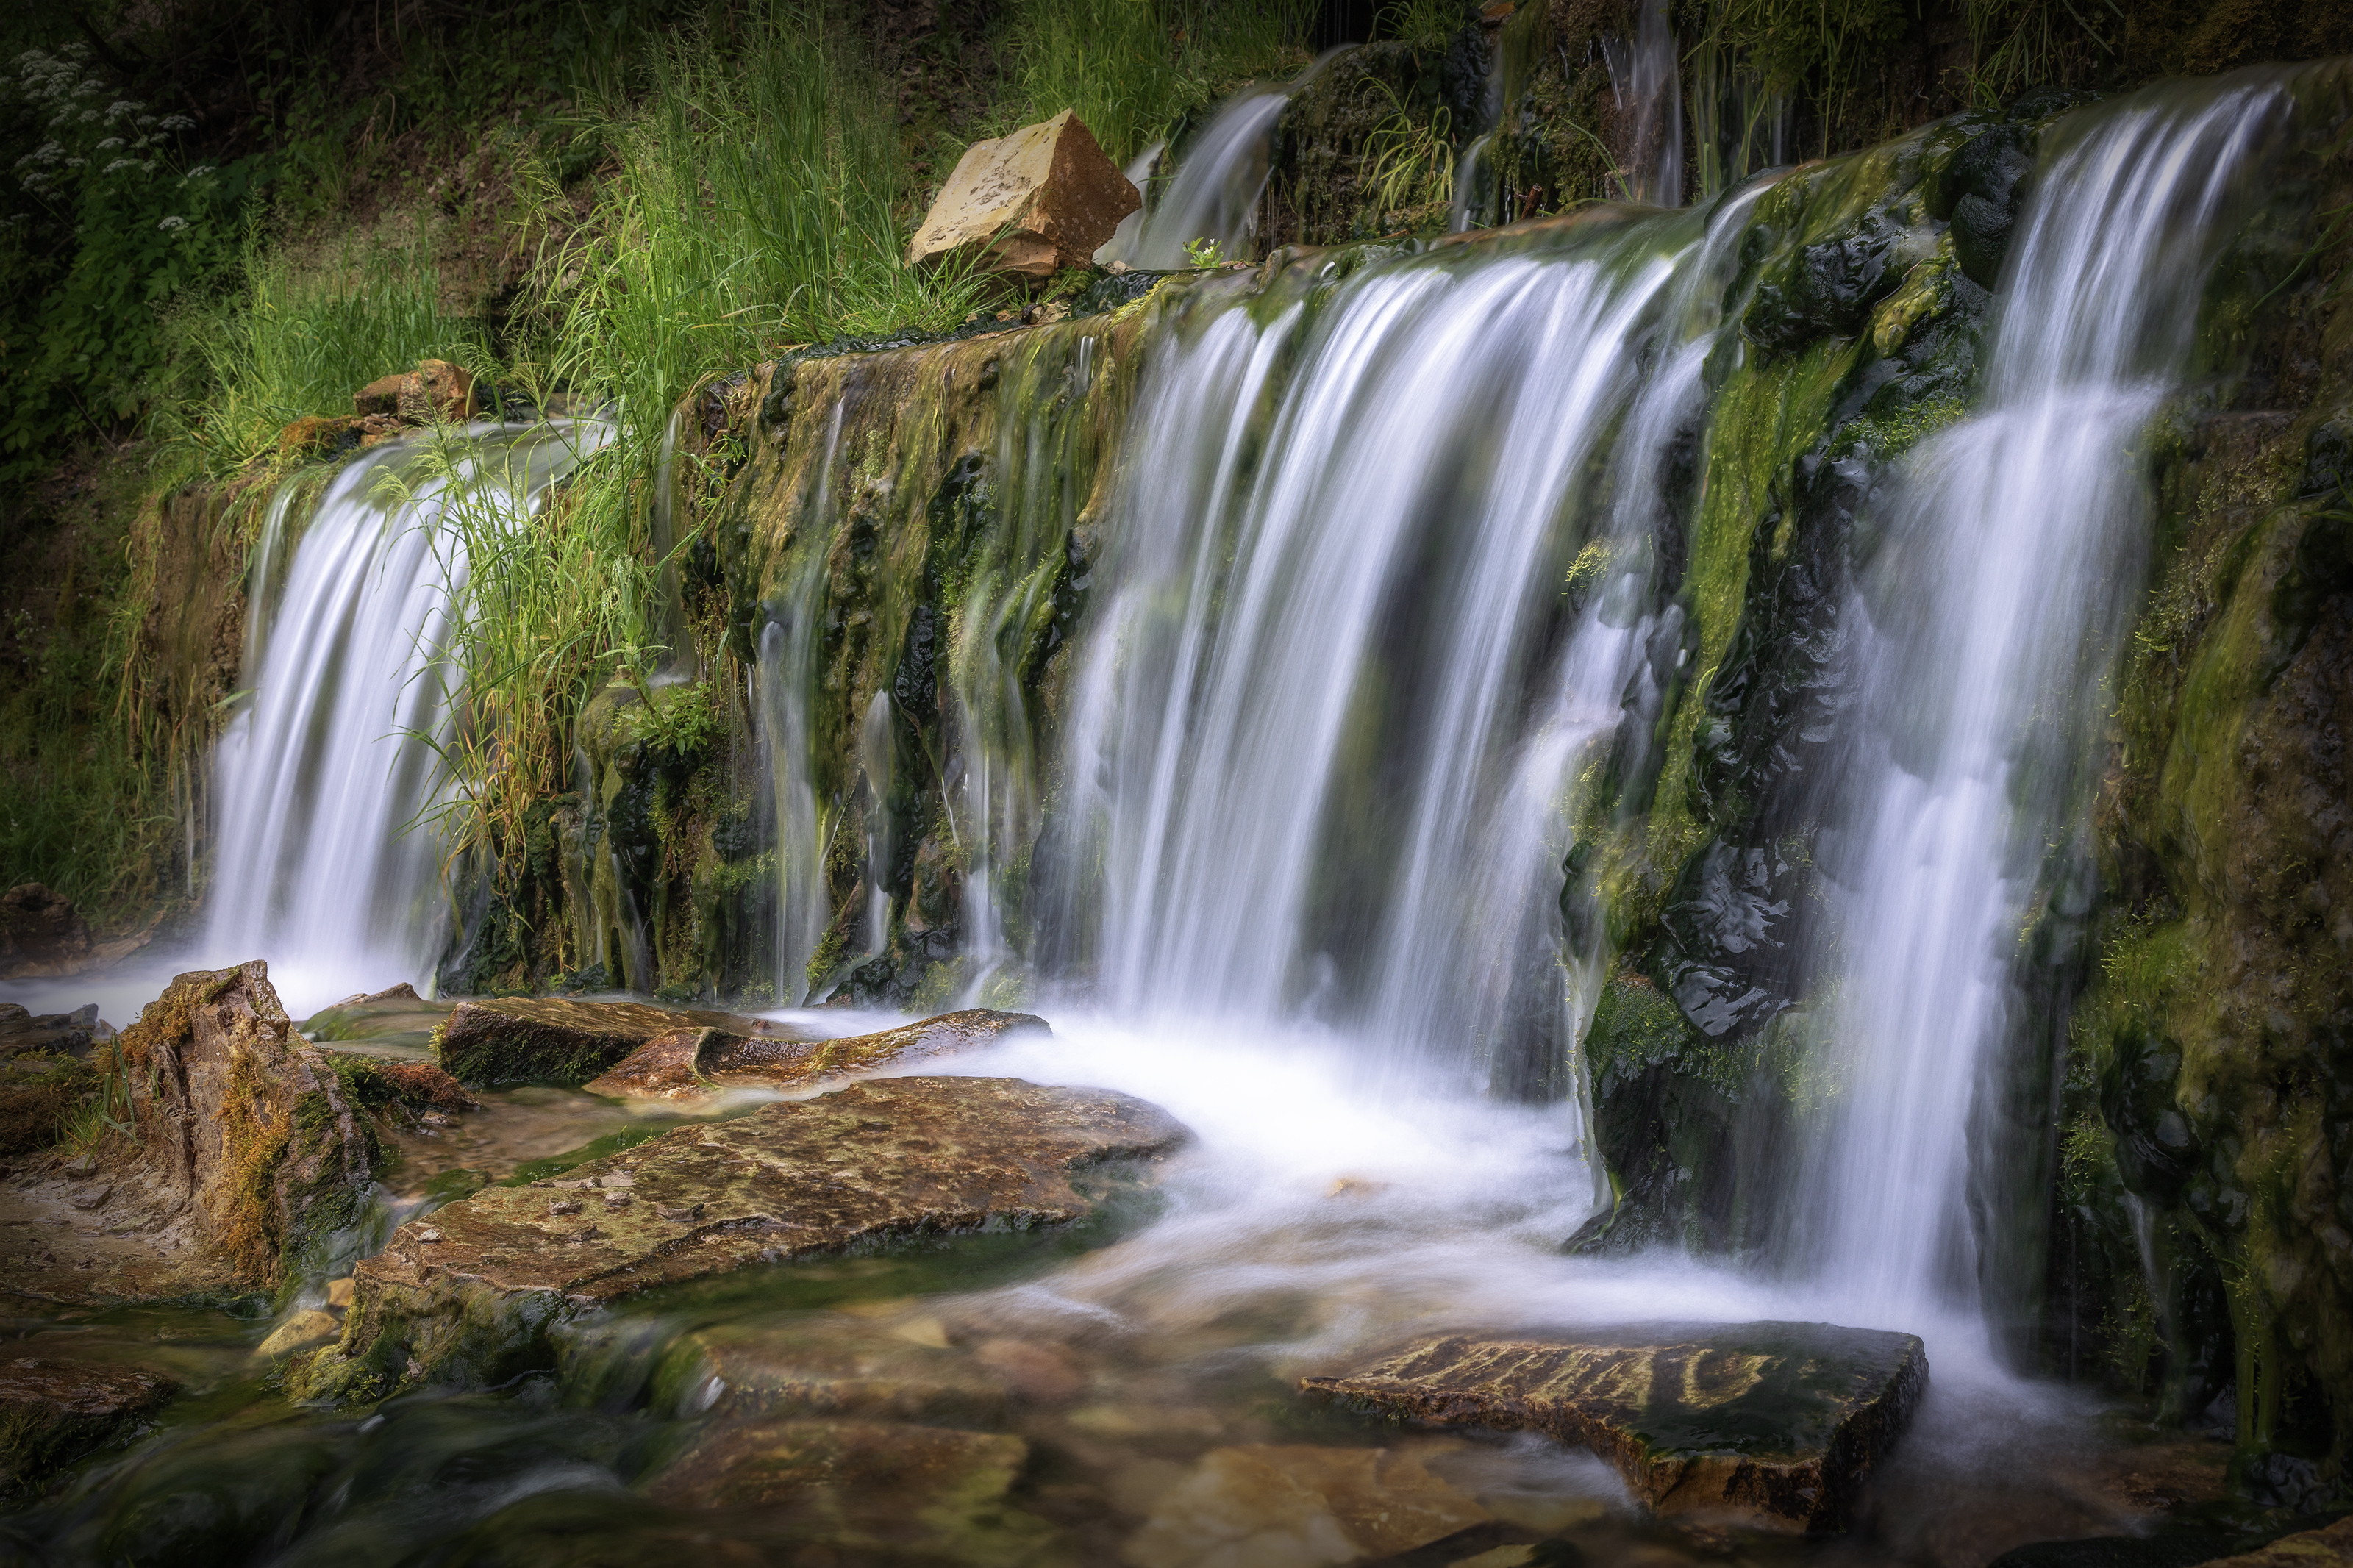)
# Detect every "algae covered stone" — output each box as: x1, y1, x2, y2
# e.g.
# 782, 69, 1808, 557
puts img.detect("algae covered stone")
431, 995, 802, 1087
583, 1008, 1051, 1101
0, 1354, 175, 1500
294, 1076, 1188, 1400
1299, 1320, 1926, 1531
